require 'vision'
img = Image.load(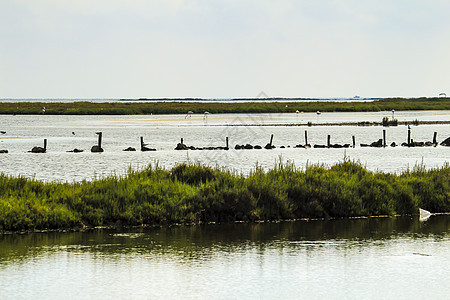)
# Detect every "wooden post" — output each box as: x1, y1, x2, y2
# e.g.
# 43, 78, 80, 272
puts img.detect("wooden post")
407, 128, 411, 146
226, 137, 229, 148
304, 130, 308, 145
327, 135, 331, 148
181, 138, 184, 144
352, 136, 355, 148
269, 134, 274, 146
97, 132, 102, 148
383, 130, 386, 148
43, 139, 47, 150
140, 137, 144, 149
433, 132, 437, 144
